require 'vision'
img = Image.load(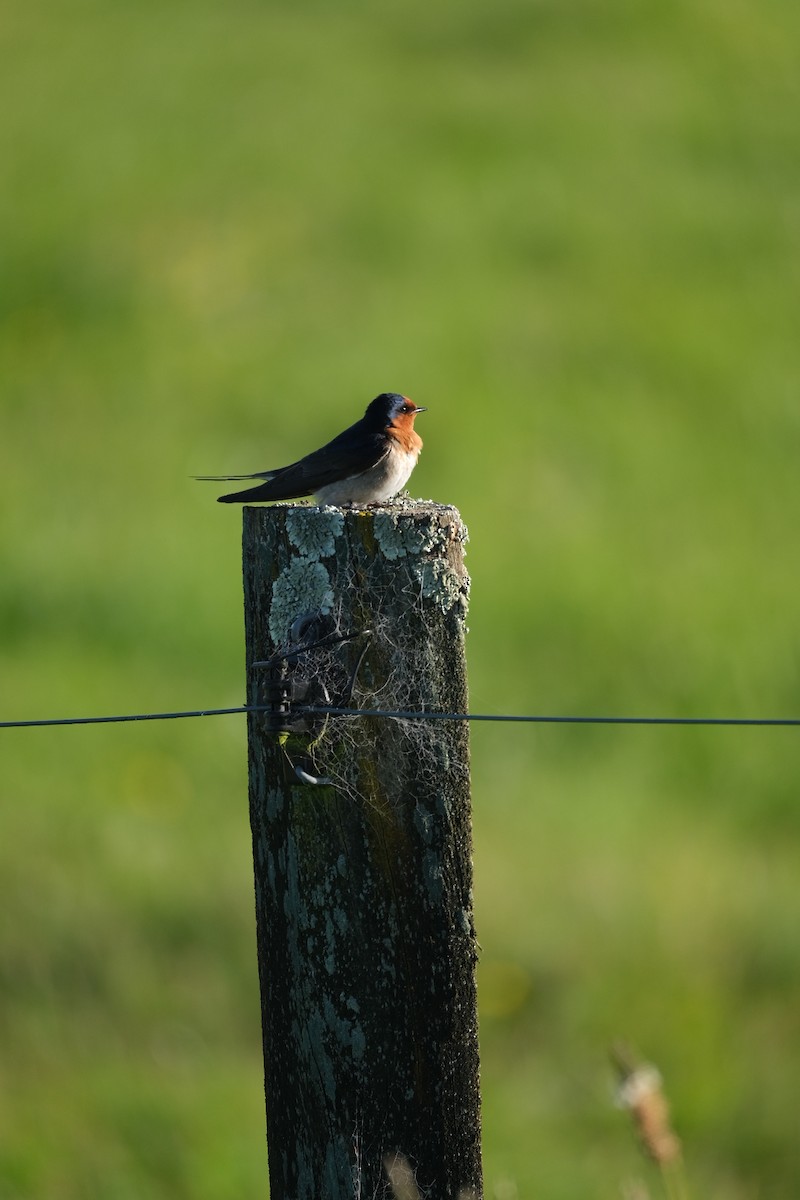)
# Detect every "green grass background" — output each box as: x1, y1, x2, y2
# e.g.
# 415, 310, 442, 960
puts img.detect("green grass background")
2, 1, 800, 1196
